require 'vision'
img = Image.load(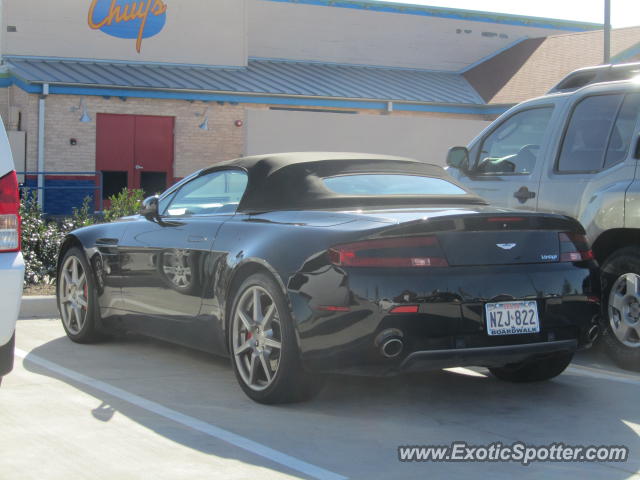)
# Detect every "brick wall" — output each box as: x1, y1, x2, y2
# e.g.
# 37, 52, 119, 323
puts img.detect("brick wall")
12, 91, 246, 178
9, 86, 39, 172
23, 177, 97, 215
